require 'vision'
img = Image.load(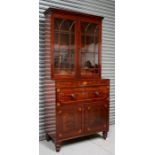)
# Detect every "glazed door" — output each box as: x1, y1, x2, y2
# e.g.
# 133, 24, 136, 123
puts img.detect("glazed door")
52, 16, 101, 79
79, 21, 101, 78
53, 17, 77, 79
84, 102, 108, 133
57, 104, 82, 139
